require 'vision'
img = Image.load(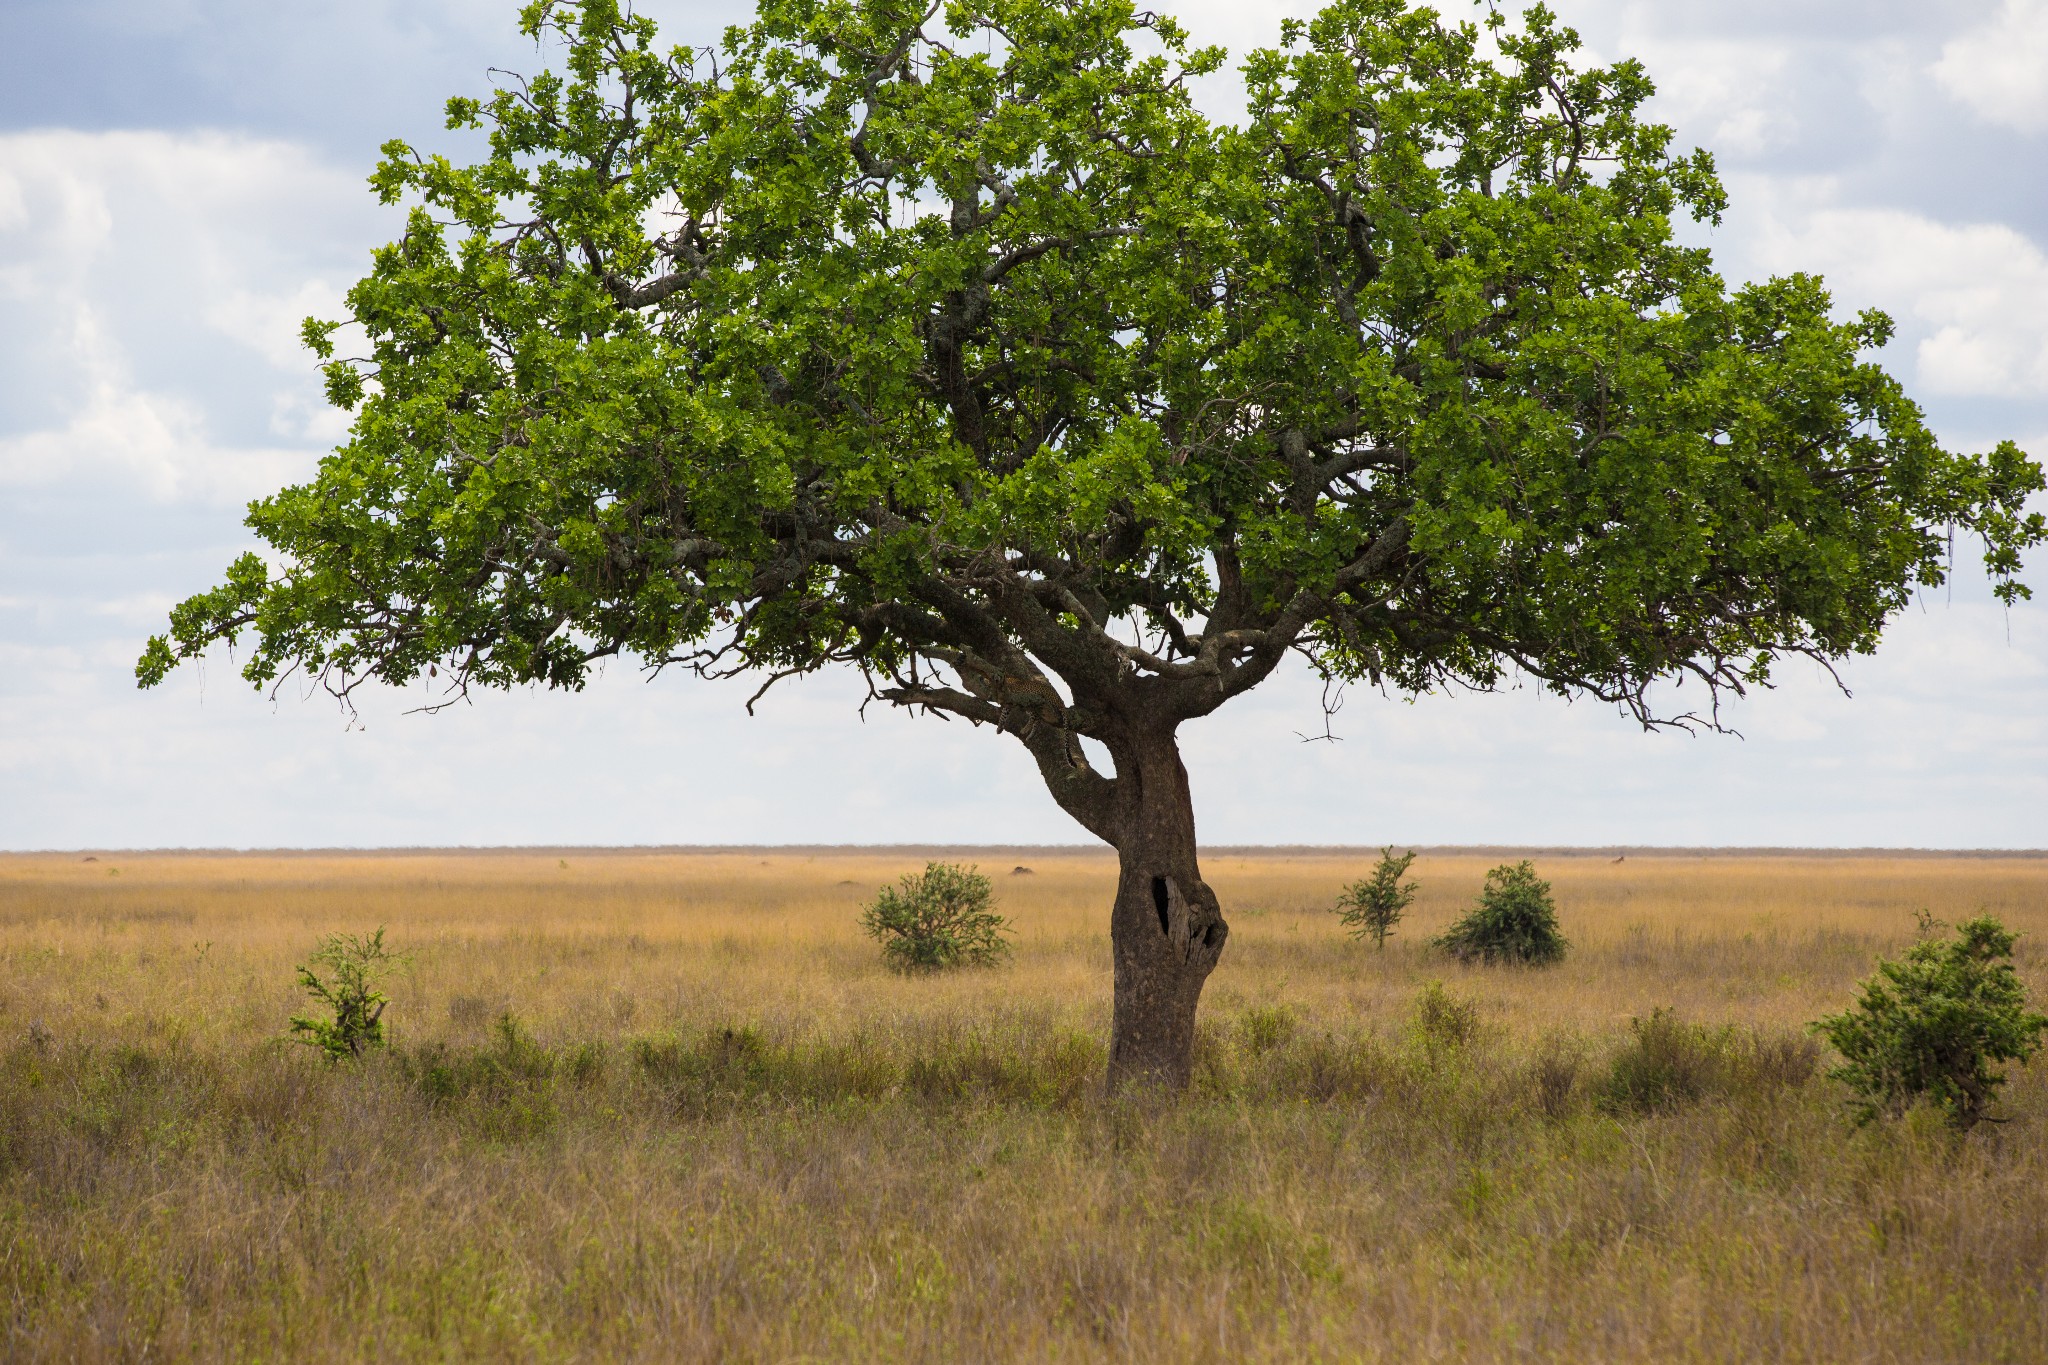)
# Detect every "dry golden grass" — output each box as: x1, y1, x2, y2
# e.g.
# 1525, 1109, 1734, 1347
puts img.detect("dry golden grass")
3, 848, 2046, 1361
